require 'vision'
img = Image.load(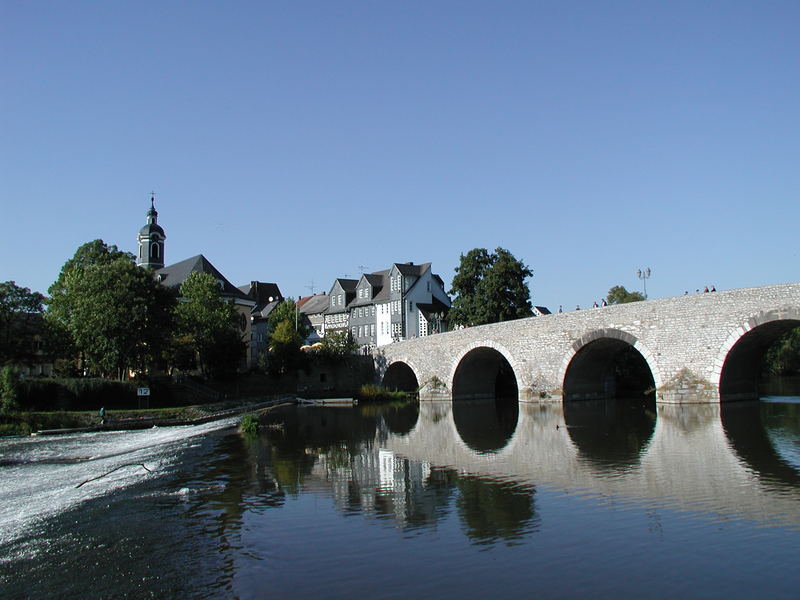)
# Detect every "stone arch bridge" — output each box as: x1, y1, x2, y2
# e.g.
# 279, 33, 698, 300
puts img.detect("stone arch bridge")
373, 282, 800, 404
